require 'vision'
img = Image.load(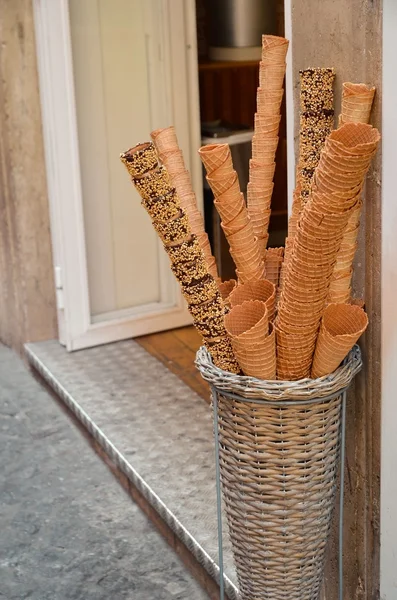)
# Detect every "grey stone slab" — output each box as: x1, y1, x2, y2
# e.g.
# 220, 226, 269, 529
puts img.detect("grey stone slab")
0, 344, 211, 600
25, 339, 238, 597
